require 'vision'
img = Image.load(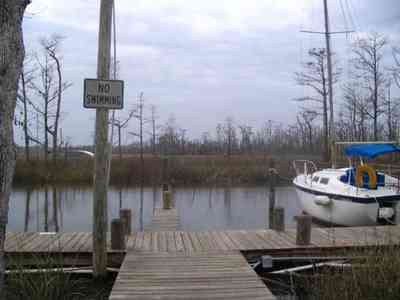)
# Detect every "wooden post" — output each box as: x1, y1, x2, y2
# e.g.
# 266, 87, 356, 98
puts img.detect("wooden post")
120, 209, 132, 236
163, 191, 173, 209
161, 157, 169, 186
273, 207, 285, 232
268, 158, 276, 229
111, 218, 125, 250
162, 183, 169, 192
93, 0, 113, 277
296, 215, 312, 245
